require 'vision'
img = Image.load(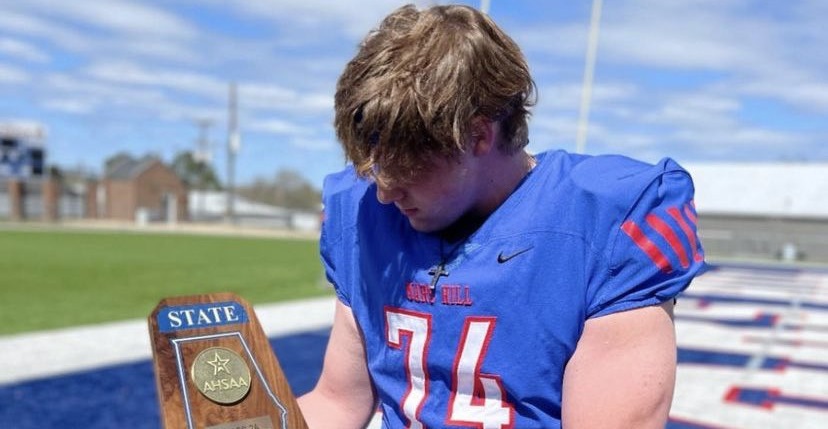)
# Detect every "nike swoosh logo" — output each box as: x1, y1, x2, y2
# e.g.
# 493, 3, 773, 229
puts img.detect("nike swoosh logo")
497, 246, 534, 263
